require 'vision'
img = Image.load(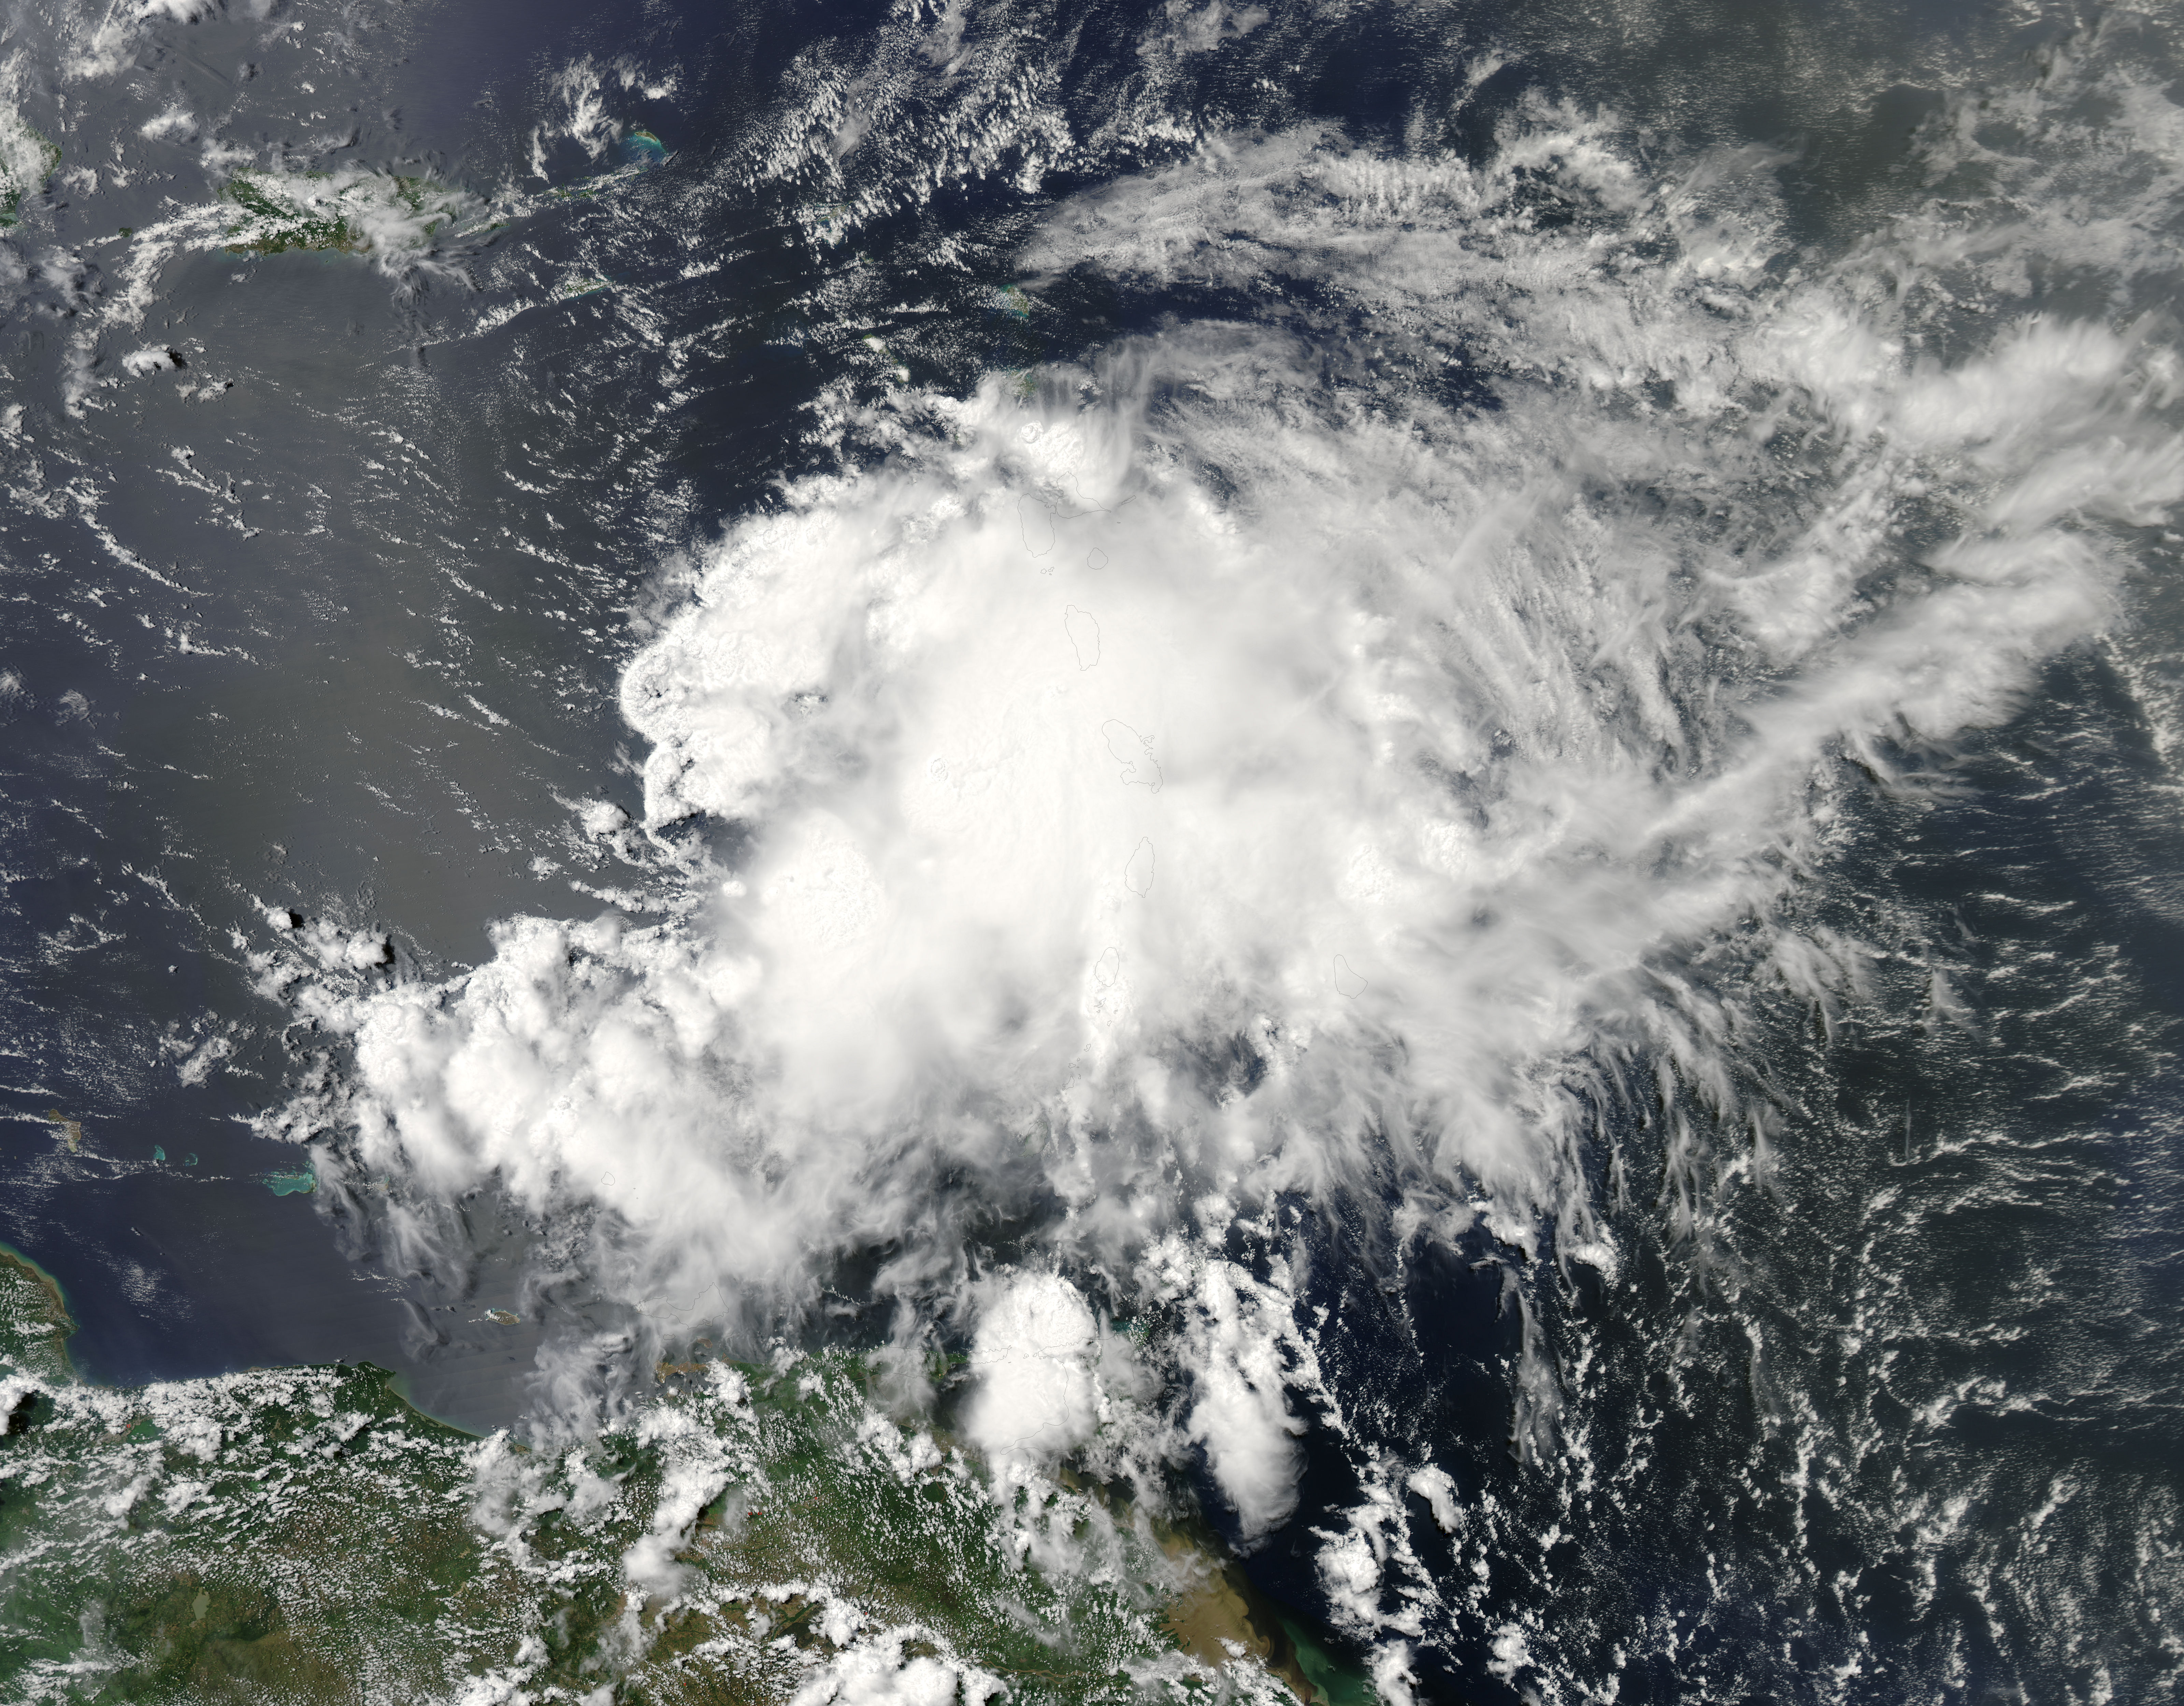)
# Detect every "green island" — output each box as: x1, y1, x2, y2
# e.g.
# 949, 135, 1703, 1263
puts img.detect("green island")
0, 105, 59, 227
221, 171, 480, 257
0, 1253, 1341, 1705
